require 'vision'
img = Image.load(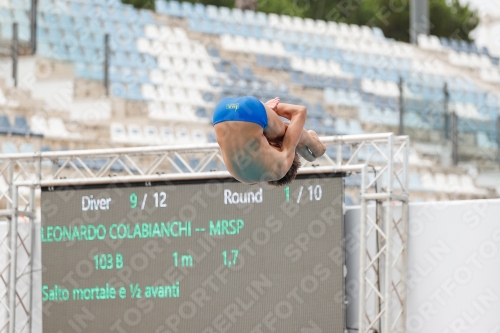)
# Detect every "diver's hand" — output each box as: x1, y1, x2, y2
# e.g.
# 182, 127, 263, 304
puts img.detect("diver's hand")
264, 97, 280, 111
306, 130, 326, 158
296, 144, 316, 162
